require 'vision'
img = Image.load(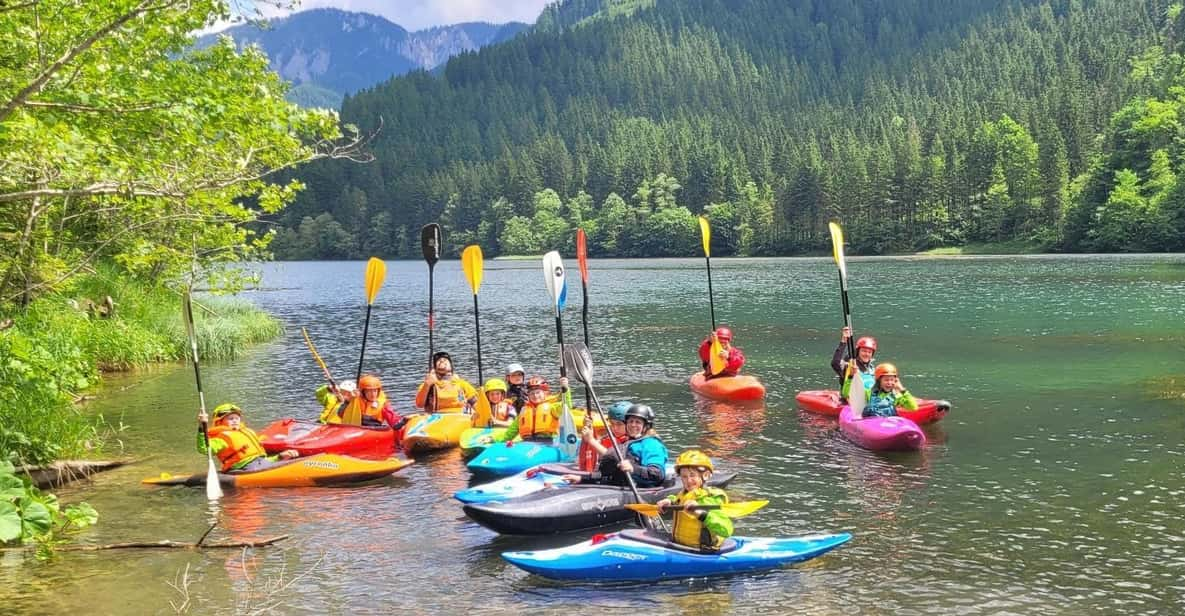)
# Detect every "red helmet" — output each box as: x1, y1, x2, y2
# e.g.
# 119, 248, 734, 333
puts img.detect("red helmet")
526, 376, 549, 392
855, 336, 877, 353
714, 326, 733, 342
